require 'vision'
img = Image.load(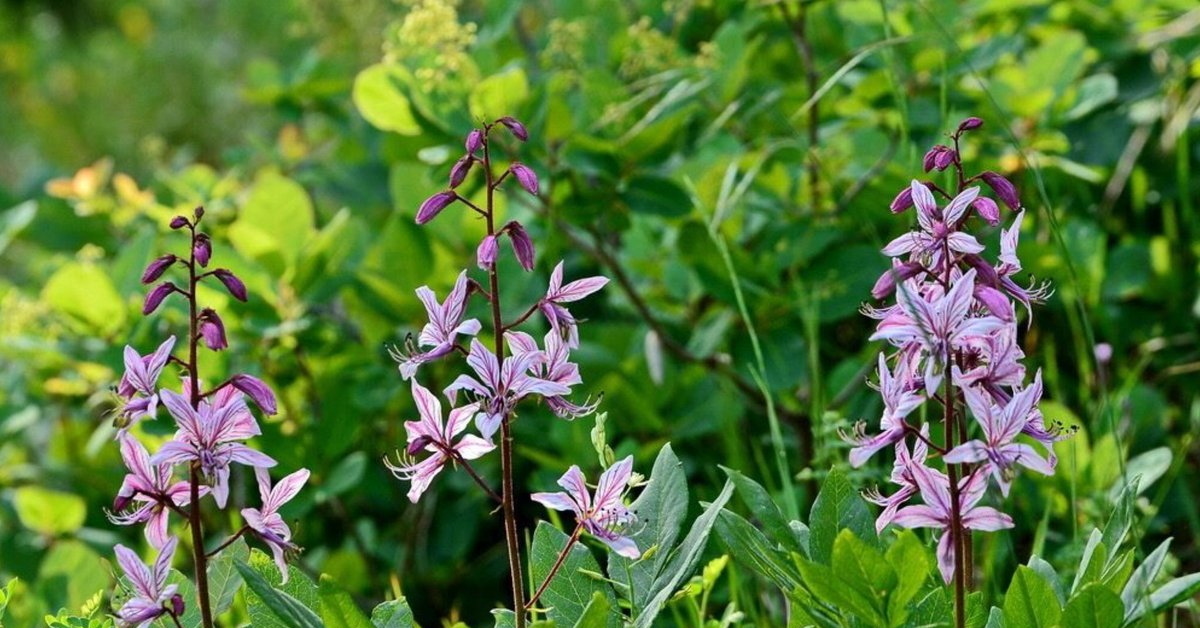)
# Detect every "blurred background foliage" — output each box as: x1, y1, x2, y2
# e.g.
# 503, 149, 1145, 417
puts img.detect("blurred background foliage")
0, 0, 1198, 625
